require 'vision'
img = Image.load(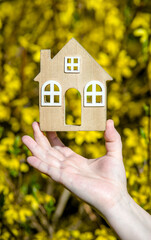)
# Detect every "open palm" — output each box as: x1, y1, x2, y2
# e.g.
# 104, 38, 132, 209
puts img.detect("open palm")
22, 120, 127, 216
